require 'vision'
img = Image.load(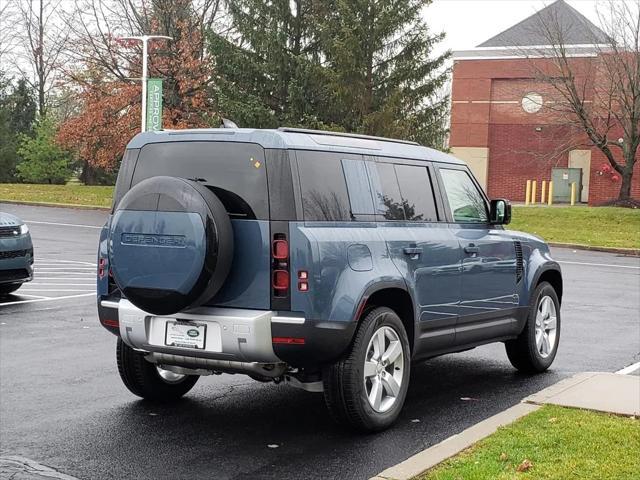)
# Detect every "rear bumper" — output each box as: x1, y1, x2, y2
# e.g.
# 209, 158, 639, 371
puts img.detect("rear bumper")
99, 298, 356, 368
